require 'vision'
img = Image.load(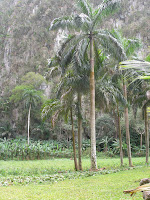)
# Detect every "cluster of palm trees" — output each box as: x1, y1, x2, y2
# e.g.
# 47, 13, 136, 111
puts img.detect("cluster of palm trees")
41, 0, 147, 170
